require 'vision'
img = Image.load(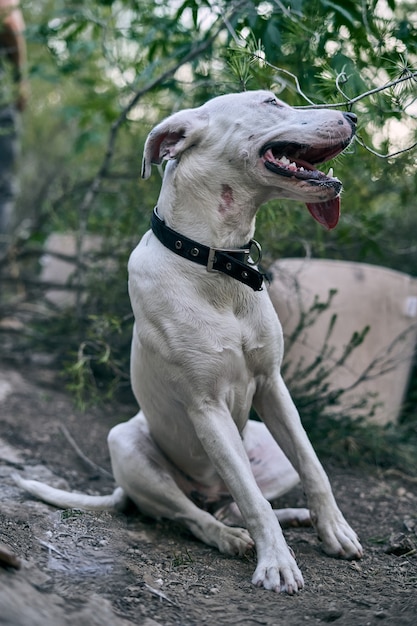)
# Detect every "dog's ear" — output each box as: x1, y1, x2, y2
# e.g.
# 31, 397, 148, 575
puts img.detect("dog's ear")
141, 109, 209, 179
